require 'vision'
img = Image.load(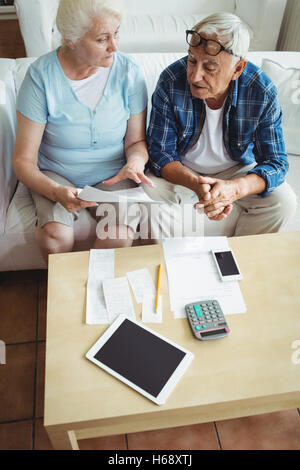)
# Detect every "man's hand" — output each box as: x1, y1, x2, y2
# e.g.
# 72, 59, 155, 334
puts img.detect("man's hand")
194, 175, 239, 220
194, 173, 266, 221
102, 157, 154, 188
